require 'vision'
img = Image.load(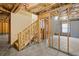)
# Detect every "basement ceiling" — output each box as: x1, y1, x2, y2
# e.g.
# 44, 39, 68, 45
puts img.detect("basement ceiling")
0, 3, 20, 20
20, 3, 71, 15
0, 3, 73, 15
26, 3, 55, 14
0, 3, 79, 20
